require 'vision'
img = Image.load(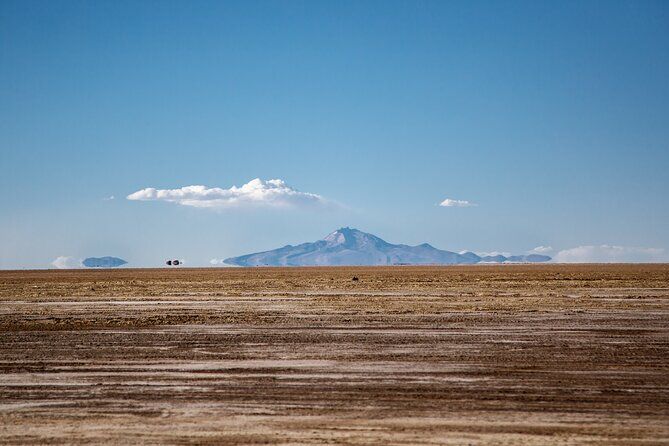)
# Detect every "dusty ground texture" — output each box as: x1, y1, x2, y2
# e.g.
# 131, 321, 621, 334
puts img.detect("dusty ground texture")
1, 265, 668, 445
